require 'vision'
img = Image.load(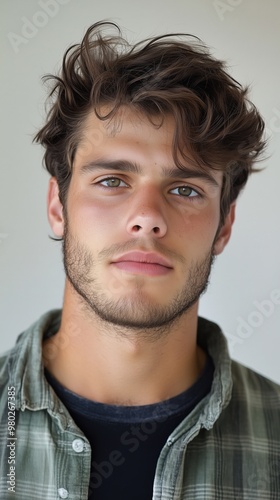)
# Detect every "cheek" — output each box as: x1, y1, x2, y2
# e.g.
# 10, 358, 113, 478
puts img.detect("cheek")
68, 194, 125, 240
175, 206, 220, 247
